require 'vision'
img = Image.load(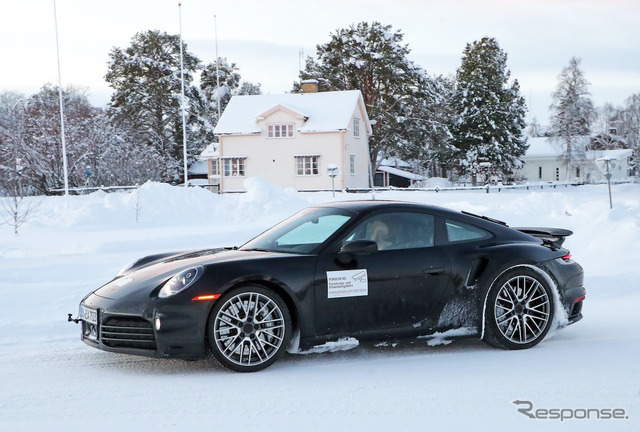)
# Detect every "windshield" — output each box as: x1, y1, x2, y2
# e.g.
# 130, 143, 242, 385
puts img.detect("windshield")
241, 207, 355, 254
